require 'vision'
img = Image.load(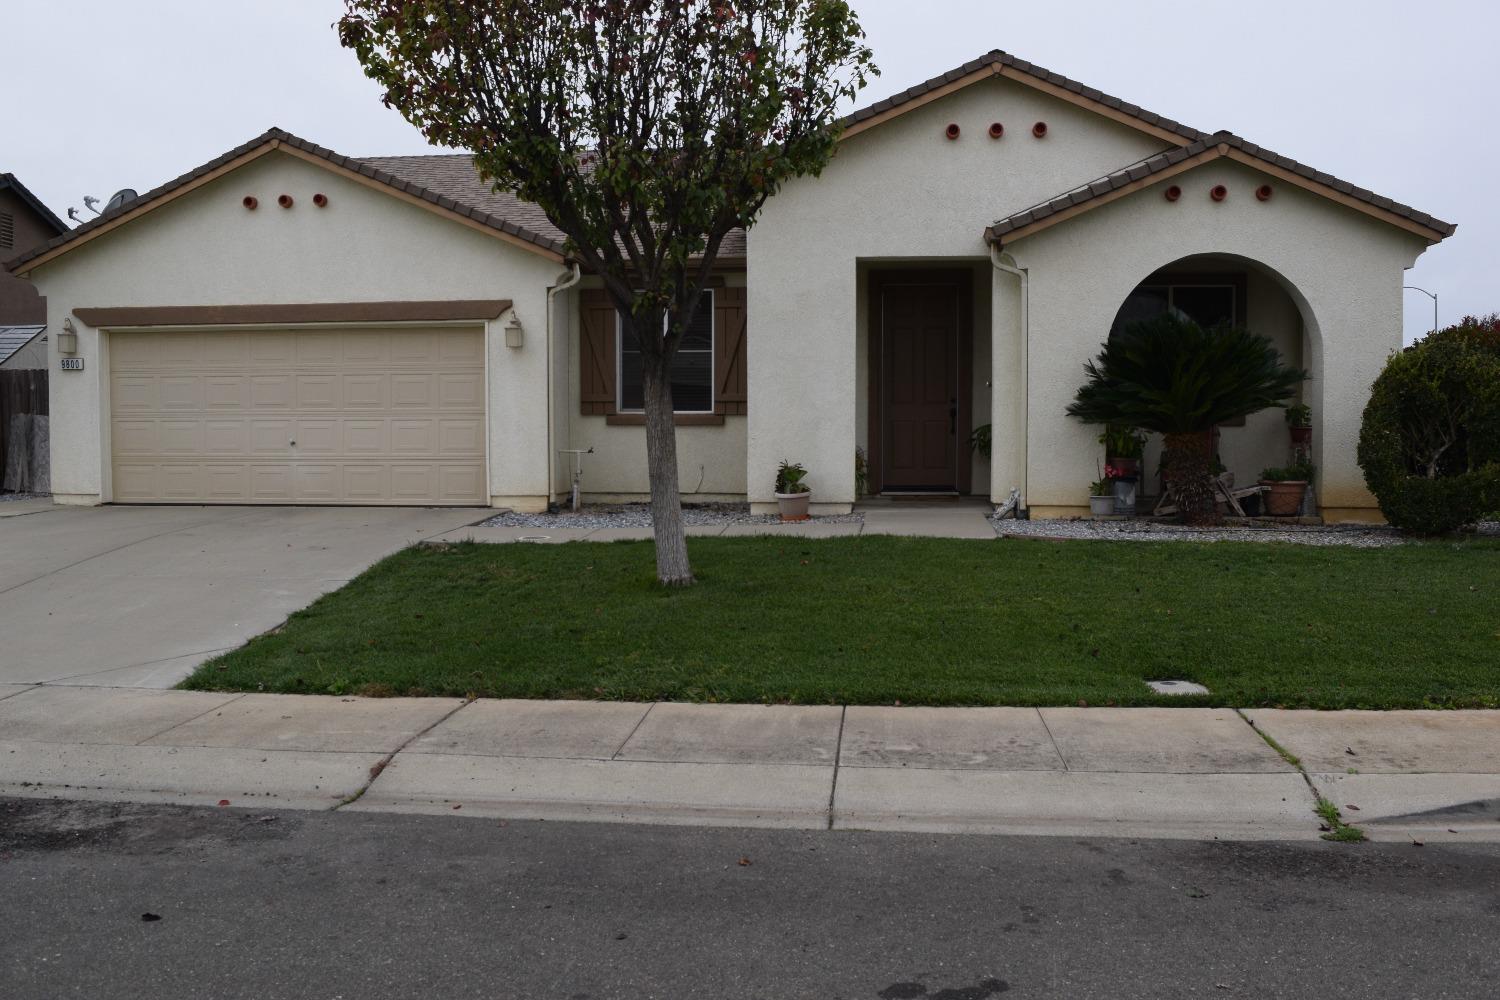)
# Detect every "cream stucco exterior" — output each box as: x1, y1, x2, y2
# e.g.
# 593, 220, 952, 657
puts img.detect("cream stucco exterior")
10, 58, 1448, 520
749, 76, 1172, 512
28, 151, 566, 509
